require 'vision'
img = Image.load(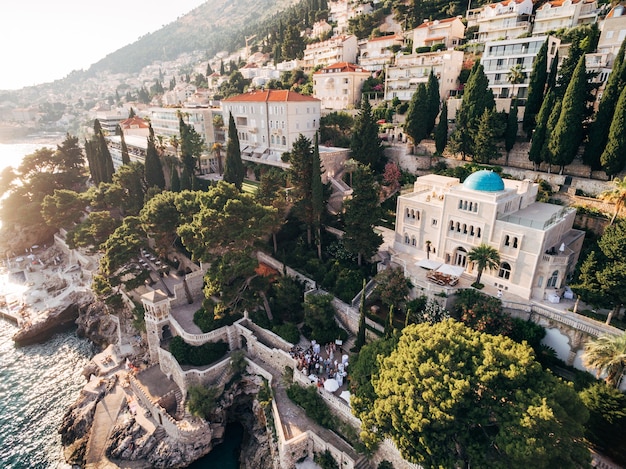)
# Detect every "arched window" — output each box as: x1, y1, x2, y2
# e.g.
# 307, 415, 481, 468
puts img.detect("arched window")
411, 209, 415, 219
504, 235, 510, 246
405, 208, 410, 218
474, 203, 479, 212
498, 262, 511, 280
282, 136, 286, 145
411, 236, 417, 246
469, 202, 473, 211
404, 234, 410, 244
547, 270, 559, 288
456, 222, 461, 232
463, 224, 467, 234
450, 221, 454, 231
416, 211, 420, 221
477, 227, 482, 238
513, 237, 518, 248
271, 135, 275, 144
470, 226, 475, 236
463, 201, 468, 210
459, 200, 463, 209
